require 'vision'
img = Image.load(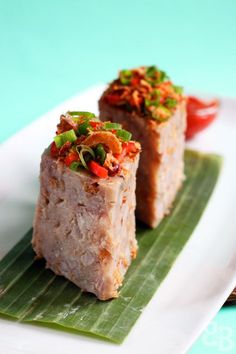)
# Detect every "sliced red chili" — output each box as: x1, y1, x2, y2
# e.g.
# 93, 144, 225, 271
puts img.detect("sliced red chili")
131, 77, 140, 86
88, 160, 108, 178
59, 141, 72, 156
106, 94, 121, 105
114, 141, 137, 162
123, 141, 136, 153
64, 151, 79, 166
50, 142, 59, 158
89, 121, 103, 129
